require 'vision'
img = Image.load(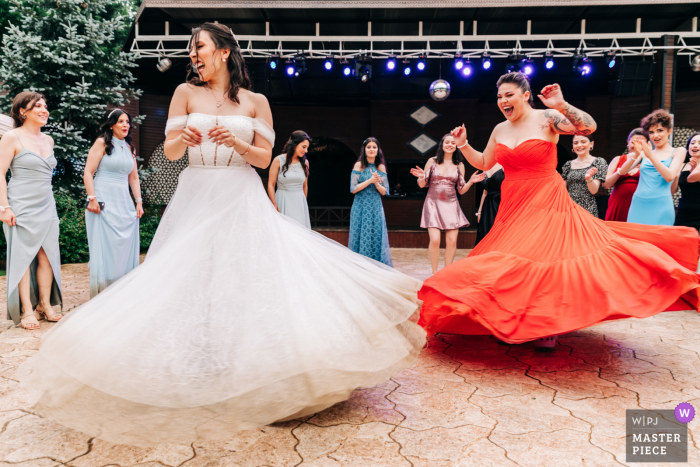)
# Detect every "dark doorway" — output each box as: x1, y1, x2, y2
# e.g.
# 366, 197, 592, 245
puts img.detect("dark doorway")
306, 137, 358, 207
